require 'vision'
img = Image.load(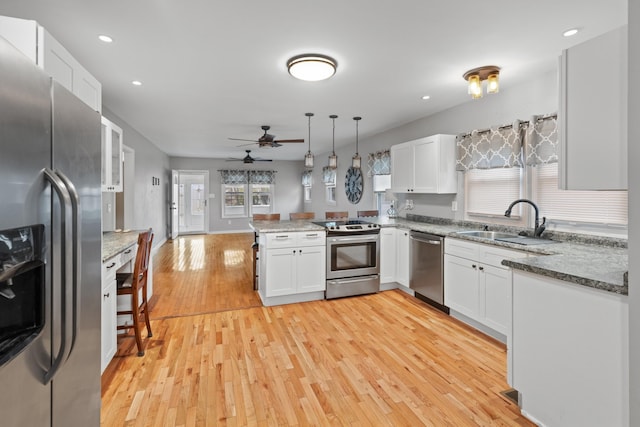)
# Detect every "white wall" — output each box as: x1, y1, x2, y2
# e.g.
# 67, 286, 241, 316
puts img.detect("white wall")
169, 157, 304, 232
101, 107, 170, 246
628, 1, 638, 424
307, 69, 558, 219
